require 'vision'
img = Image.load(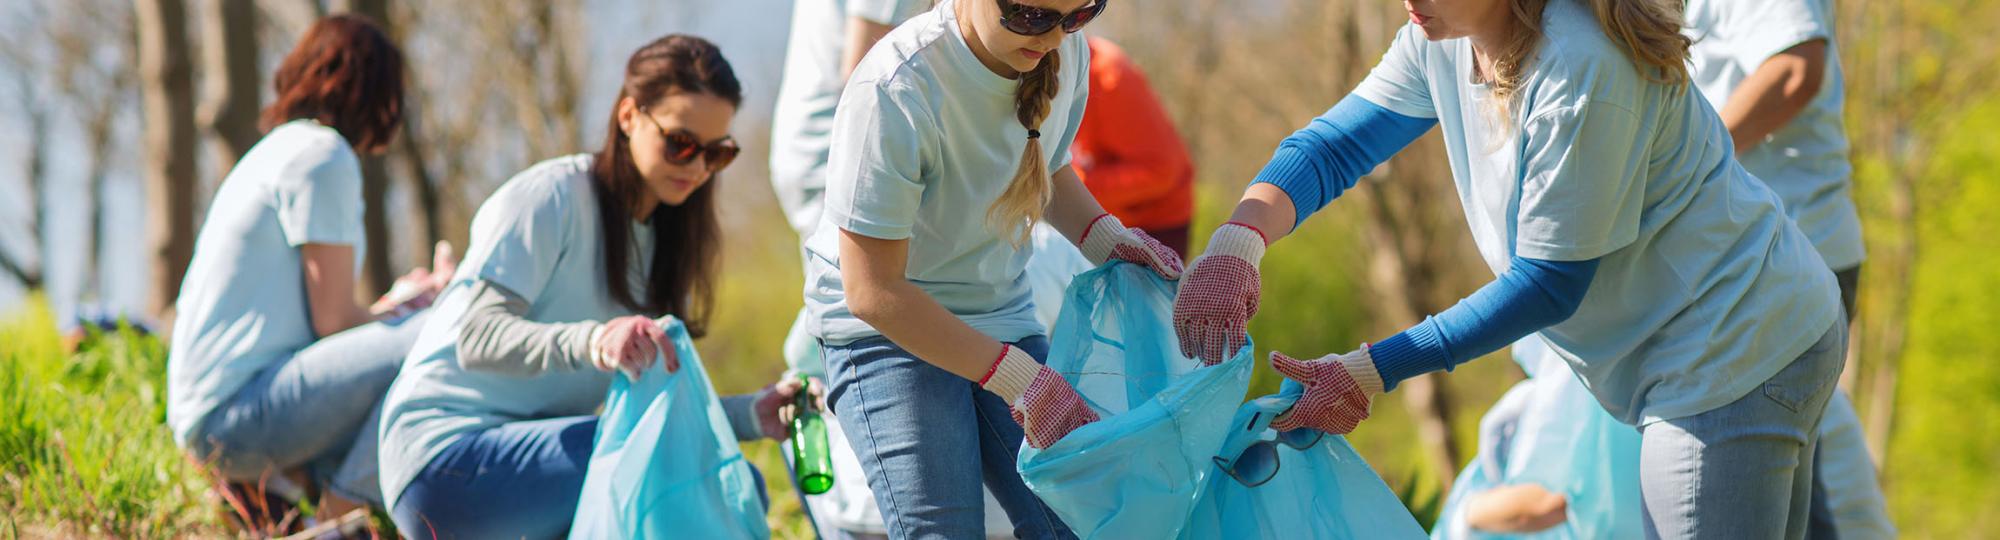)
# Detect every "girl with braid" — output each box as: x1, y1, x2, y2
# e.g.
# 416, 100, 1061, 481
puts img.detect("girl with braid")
803, 0, 1179, 537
